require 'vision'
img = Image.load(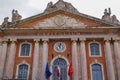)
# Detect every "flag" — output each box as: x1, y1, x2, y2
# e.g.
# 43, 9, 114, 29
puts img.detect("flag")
45, 62, 52, 79
68, 61, 73, 77
57, 65, 61, 78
